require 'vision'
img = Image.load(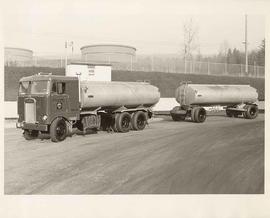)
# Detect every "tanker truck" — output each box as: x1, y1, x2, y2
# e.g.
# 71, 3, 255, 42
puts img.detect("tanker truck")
170, 82, 258, 123
16, 73, 160, 142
